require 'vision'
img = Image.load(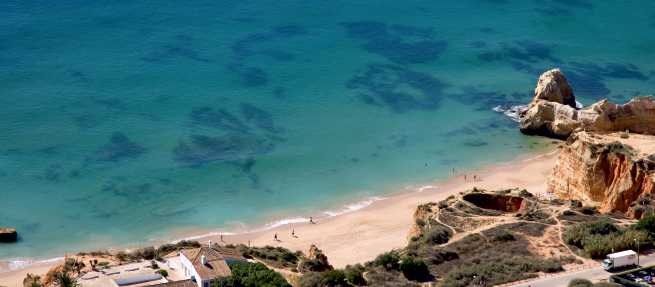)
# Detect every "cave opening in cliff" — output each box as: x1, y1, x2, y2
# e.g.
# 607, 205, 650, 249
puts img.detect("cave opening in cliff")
462, 193, 526, 212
